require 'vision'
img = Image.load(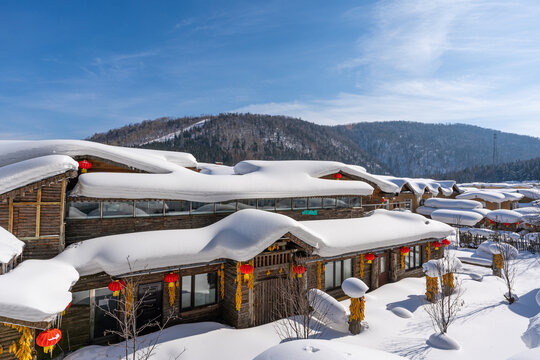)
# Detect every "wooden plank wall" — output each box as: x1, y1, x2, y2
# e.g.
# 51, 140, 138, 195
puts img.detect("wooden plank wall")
0, 325, 36, 360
